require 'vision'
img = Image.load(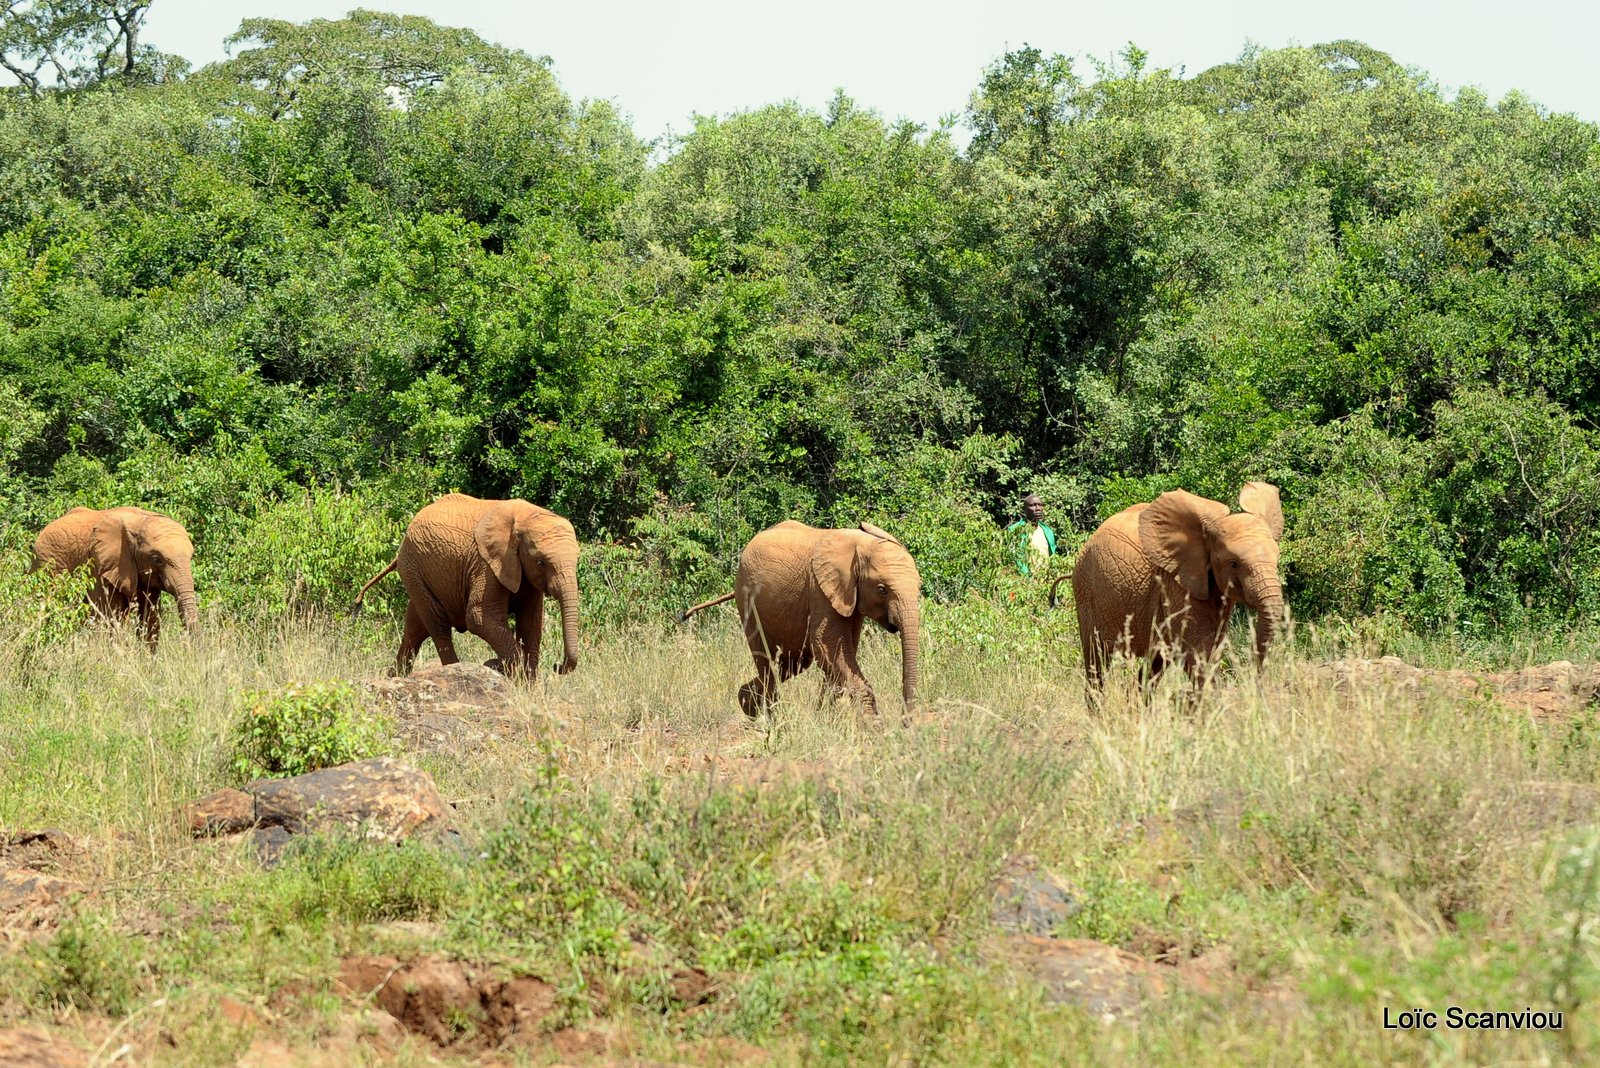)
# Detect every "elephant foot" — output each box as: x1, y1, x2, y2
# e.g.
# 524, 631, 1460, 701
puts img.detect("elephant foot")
484, 657, 533, 682
738, 681, 768, 719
